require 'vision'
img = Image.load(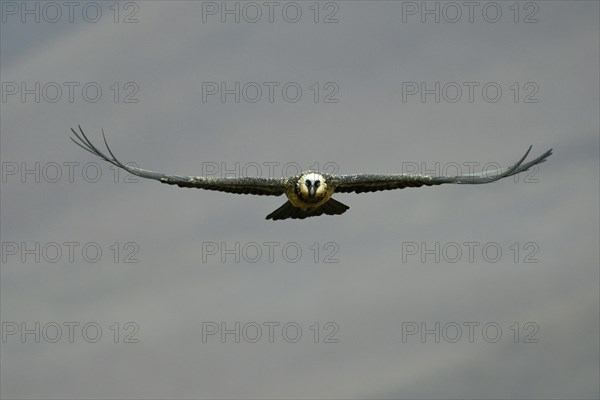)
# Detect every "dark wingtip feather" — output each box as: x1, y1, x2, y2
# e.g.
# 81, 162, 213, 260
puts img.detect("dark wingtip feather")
69, 125, 127, 169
